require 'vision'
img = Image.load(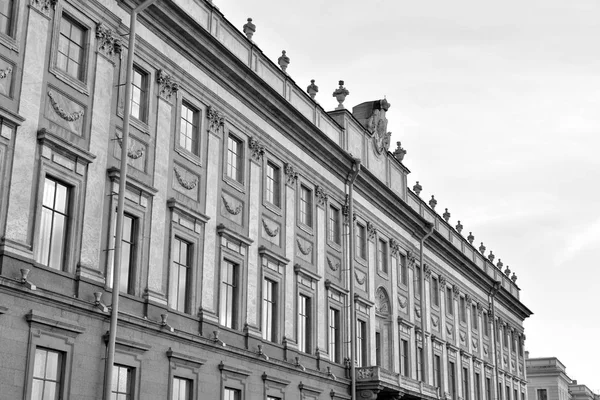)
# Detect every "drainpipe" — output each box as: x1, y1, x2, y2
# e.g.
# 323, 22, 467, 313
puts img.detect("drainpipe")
103, 1, 158, 399
419, 221, 434, 384
346, 157, 361, 400
488, 281, 502, 400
